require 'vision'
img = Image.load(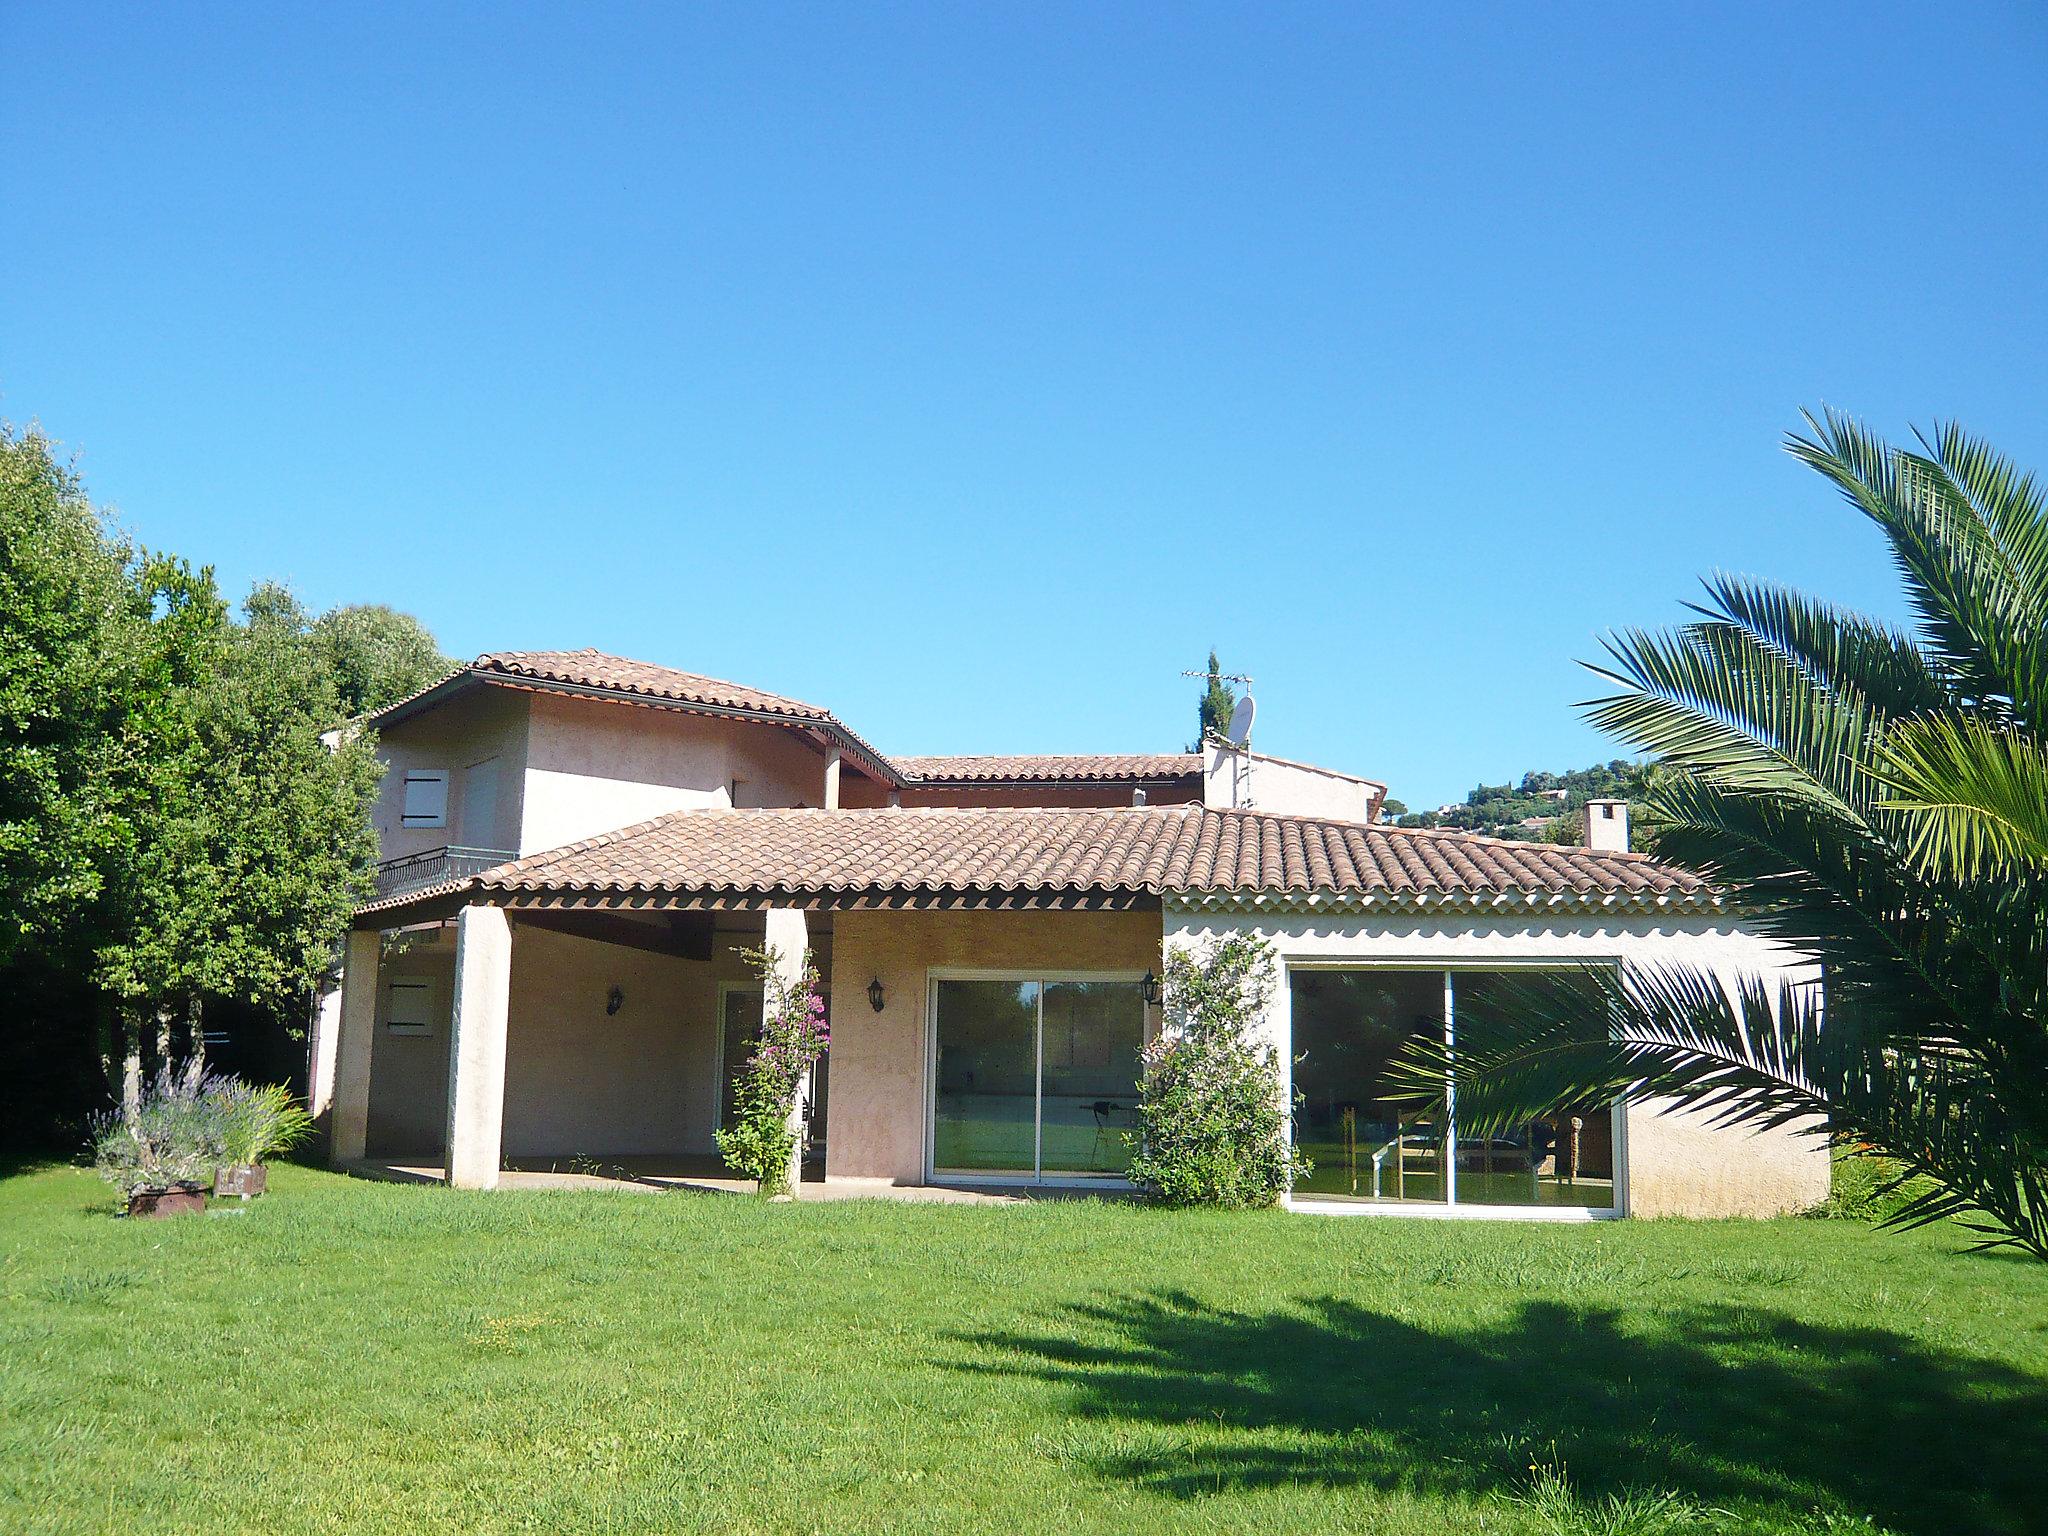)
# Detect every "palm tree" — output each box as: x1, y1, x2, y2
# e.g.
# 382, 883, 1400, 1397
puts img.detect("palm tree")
1395, 410, 2048, 1257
